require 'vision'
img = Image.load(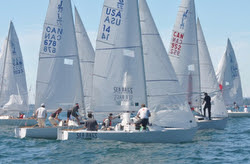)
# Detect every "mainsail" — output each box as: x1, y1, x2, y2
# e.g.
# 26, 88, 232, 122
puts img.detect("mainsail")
75, 7, 95, 112
92, 0, 147, 113
168, 0, 201, 109
197, 18, 227, 117
35, 0, 84, 112
0, 22, 28, 116
216, 39, 243, 106
139, 0, 196, 128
